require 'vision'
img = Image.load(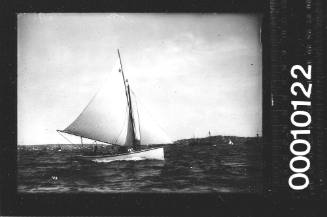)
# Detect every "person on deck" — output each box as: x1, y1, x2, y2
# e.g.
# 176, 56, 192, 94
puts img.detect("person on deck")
128, 148, 134, 153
